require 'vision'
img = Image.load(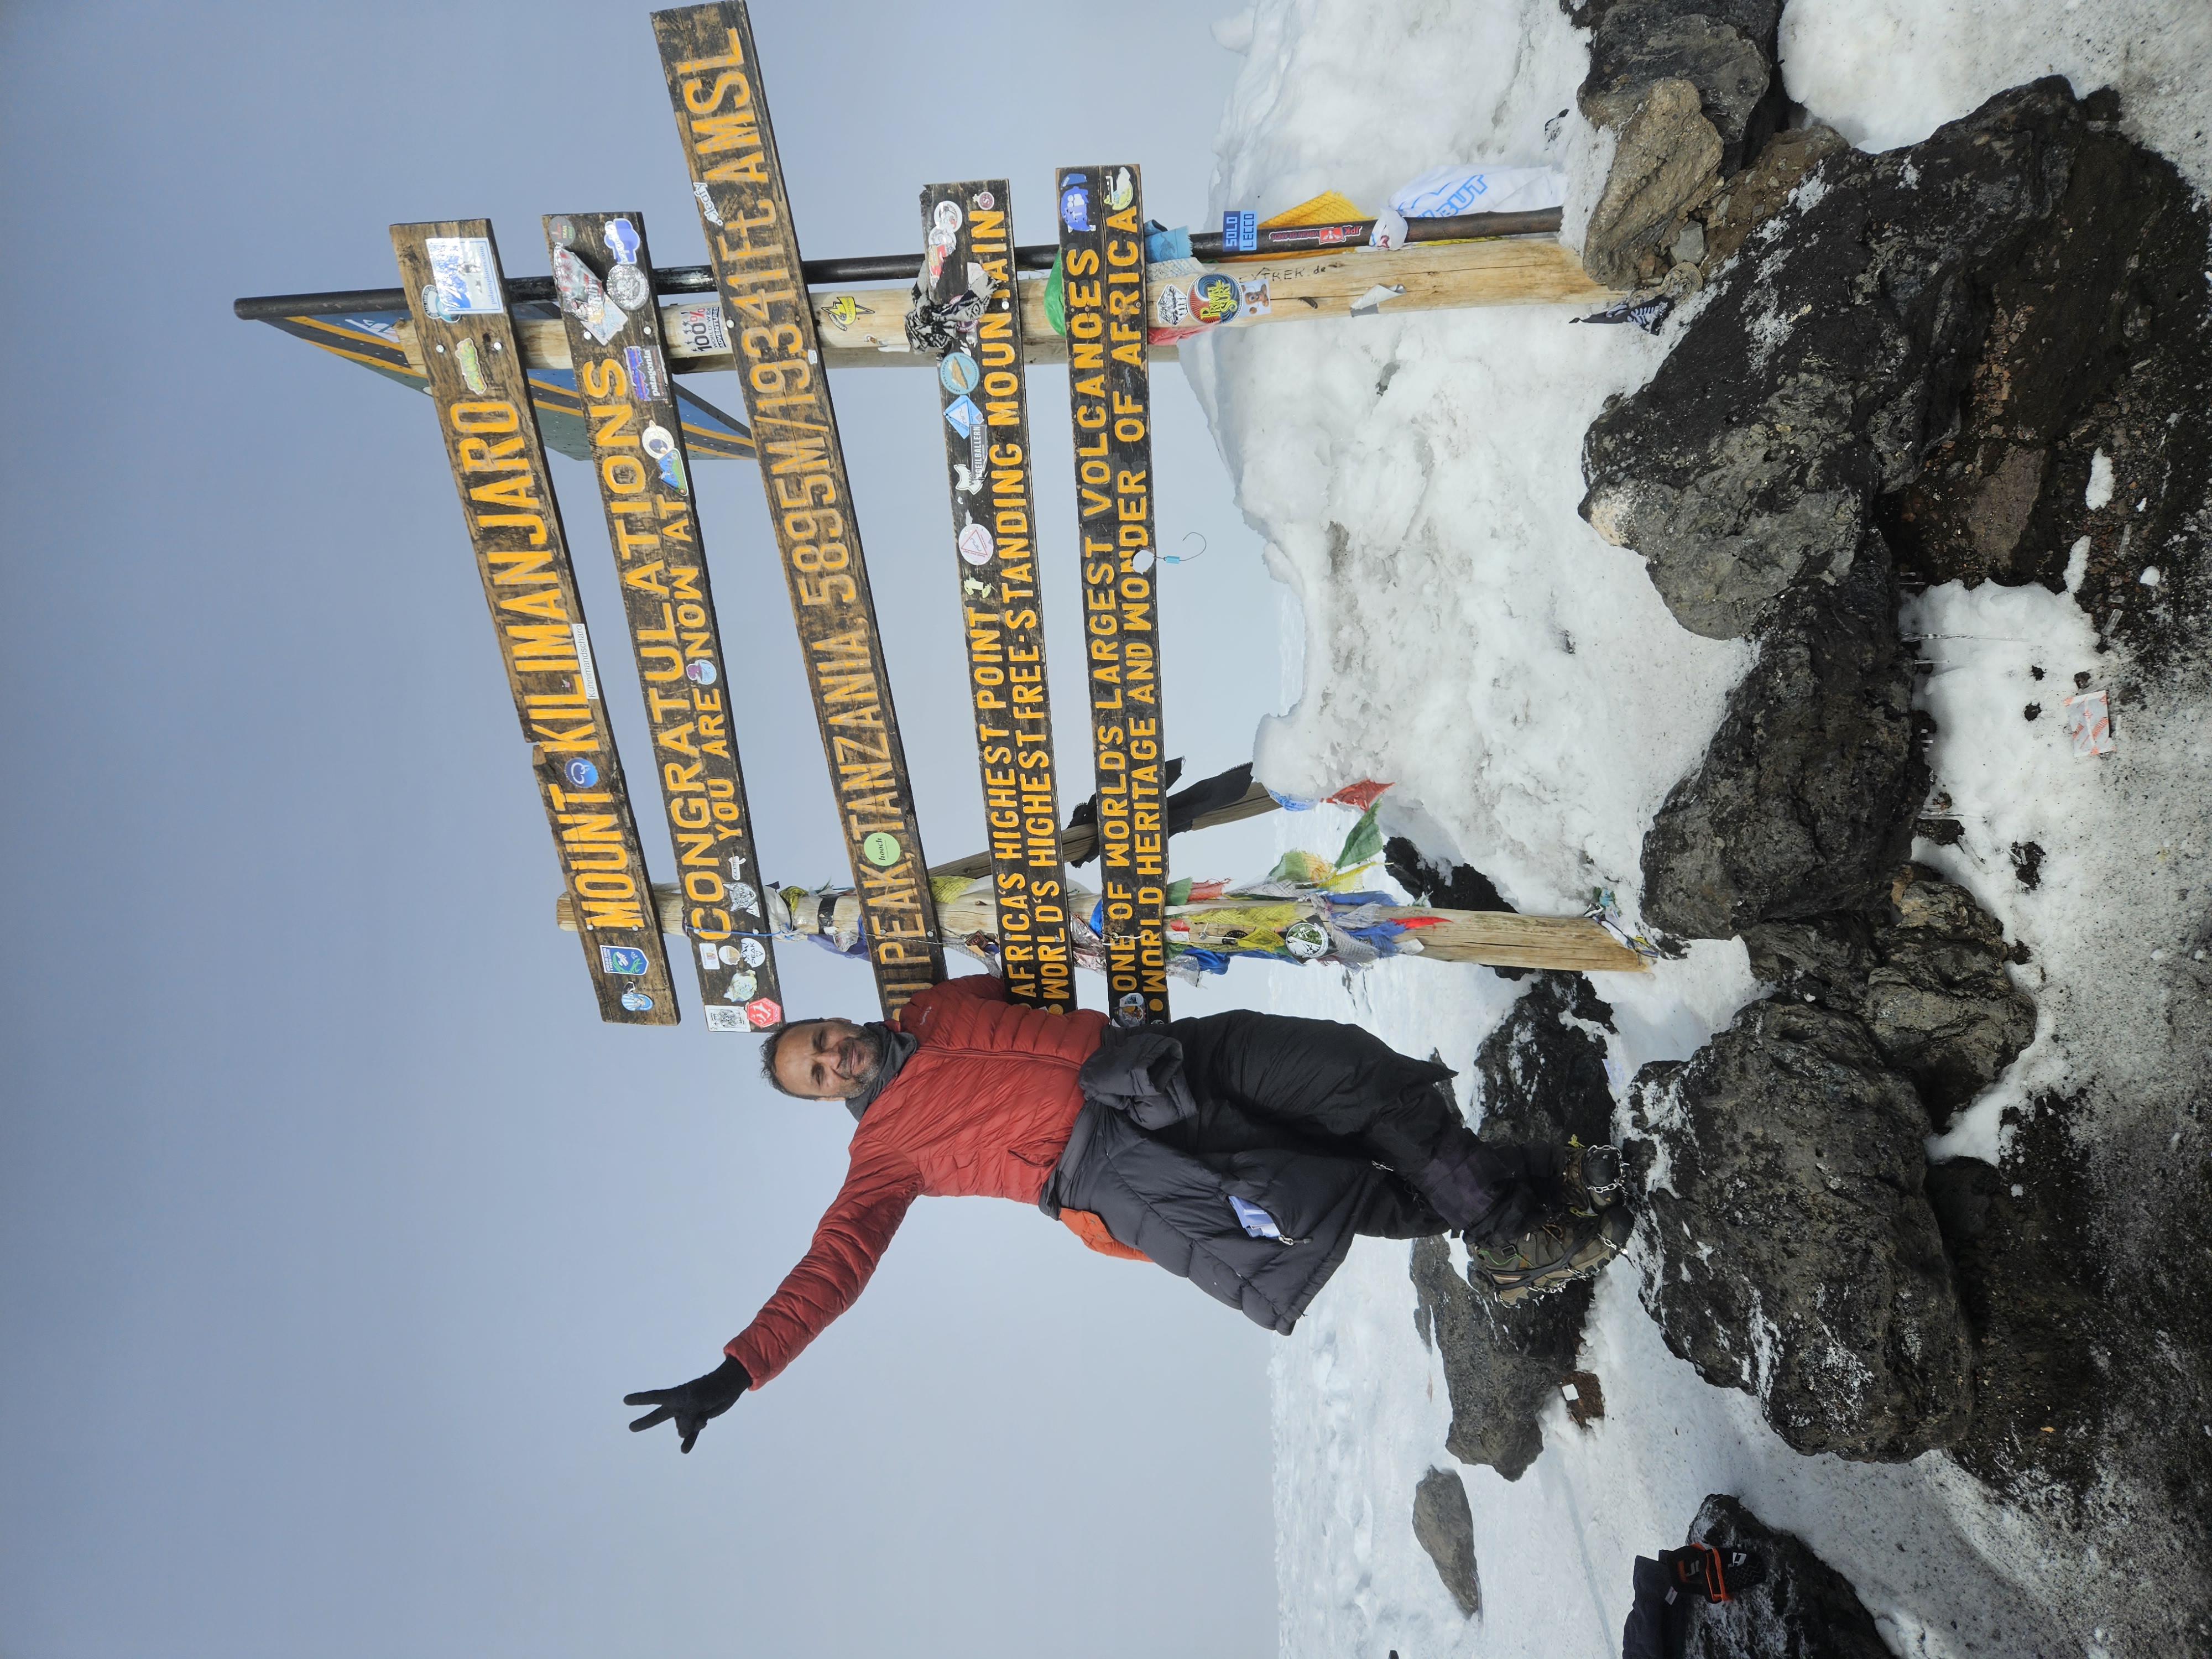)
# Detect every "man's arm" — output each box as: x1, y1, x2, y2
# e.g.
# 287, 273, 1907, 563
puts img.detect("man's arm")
722, 1144, 924, 1387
